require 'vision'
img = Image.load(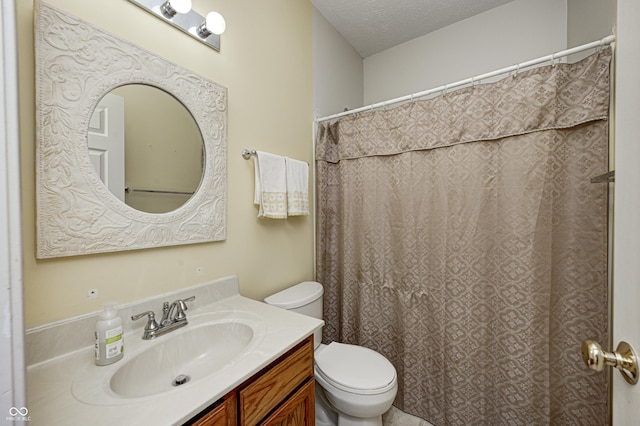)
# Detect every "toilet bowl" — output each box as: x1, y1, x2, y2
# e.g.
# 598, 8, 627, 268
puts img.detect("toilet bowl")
315, 342, 398, 425
265, 281, 398, 426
